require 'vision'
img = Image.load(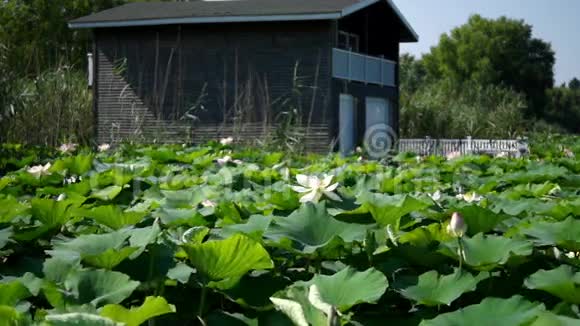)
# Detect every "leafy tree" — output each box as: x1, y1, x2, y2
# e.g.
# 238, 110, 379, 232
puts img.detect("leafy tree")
422, 15, 555, 117
570, 78, 580, 90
